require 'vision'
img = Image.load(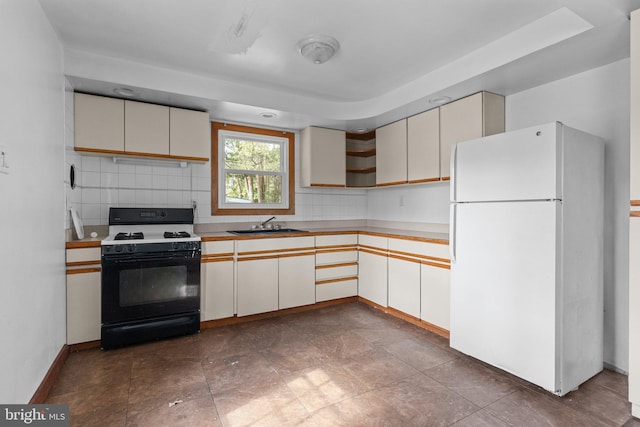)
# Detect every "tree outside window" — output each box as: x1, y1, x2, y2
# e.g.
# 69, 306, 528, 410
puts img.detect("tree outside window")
212, 122, 295, 215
